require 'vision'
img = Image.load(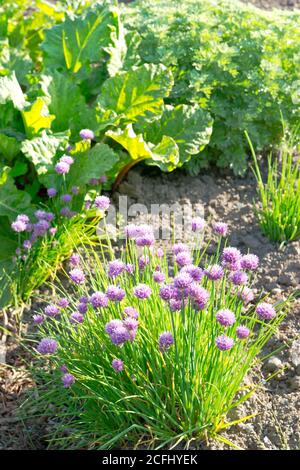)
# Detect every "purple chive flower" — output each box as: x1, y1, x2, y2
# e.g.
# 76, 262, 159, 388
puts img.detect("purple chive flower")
213, 222, 228, 237
78, 303, 88, 314
156, 247, 164, 258
108, 260, 125, 278
124, 224, 139, 239
112, 358, 124, 373
71, 186, 79, 195
216, 309, 236, 327
126, 263, 134, 275
240, 254, 259, 271
238, 287, 254, 305
69, 253, 80, 266
189, 284, 209, 309
33, 220, 49, 236
124, 224, 153, 239
153, 271, 165, 283
23, 240, 32, 250
60, 364, 68, 373
216, 335, 234, 351
169, 298, 185, 312
58, 298, 69, 308
99, 175, 107, 184
133, 283, 152, 300
69, 268, 85, 284
181, 265, 203, 282
138, 255, 149, 270
25, 223, 33, 233
191, 217, 205, 232
236, 325, 250, 339
105, 319, 124, 335
17, 214, 29, 224
55, 161, 70, 174
90, 292, 109, 309
79, 296, 89, 304
89, 178, 99, 186
60, 207, 72, 217
94, 195, 110, 211
135, 234, 155, 247
44, 304, 59, 317
85, 201, 91, 210
110, 326, 130, 345
175, 251, 192, 267
47, 187, 57, 198
221, 247, 241, 270
160, 285, 174, 301
11, 219, 27, 232
174, 272, 193, 289
35, 210, 47, 219
60, 155, 74, 165
80, 128, 94, 140
37, 338, 58, 354
256, 302, 276, 321
61, 194, 72, 204
124, 307, 138, 319
49, 227, 57, 236
106, 285, 125, 302
229, 270, 248, 286
172, 243, 189, 255
70, 312, 84, 324
159, 332, 174, 352
204, 264, 224, 281
33, 314, 44, 324
62, 373, 75, 388
123, 317, 139, 331
16, 247, 21, 256
44, 212, 55, 222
